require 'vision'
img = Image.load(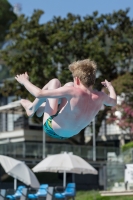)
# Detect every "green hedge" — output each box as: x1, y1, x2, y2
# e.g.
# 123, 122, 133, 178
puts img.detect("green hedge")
121, 141, 133, 152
